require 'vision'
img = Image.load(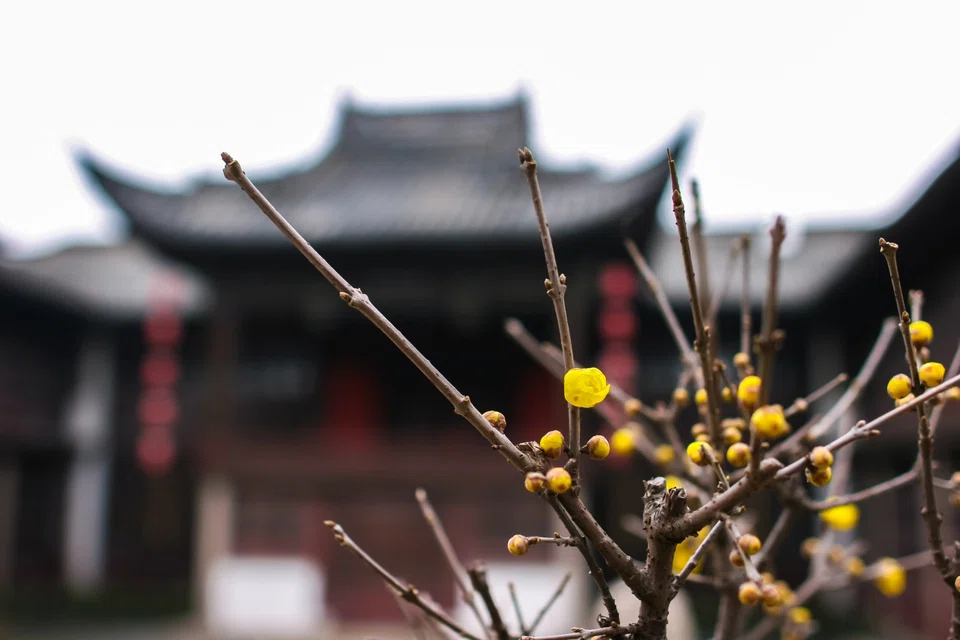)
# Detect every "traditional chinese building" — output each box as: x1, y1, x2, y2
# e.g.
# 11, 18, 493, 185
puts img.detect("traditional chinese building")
72, 94, 694, 632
